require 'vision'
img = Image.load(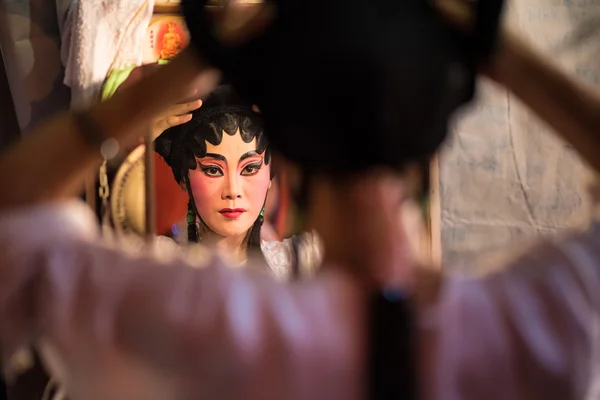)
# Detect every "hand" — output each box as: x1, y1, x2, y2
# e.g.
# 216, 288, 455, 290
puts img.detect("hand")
432, 0, 522, 84
151, 97, 203, 140
110, 64, 206, 144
